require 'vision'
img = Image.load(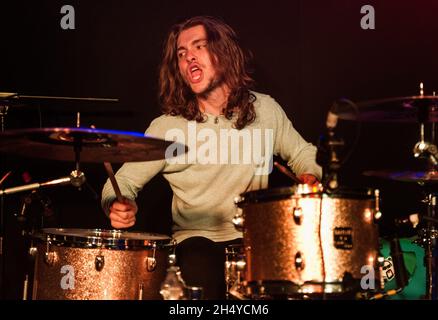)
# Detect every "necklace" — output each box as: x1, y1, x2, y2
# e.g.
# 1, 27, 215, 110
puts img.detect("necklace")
214, 116, 219, 124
